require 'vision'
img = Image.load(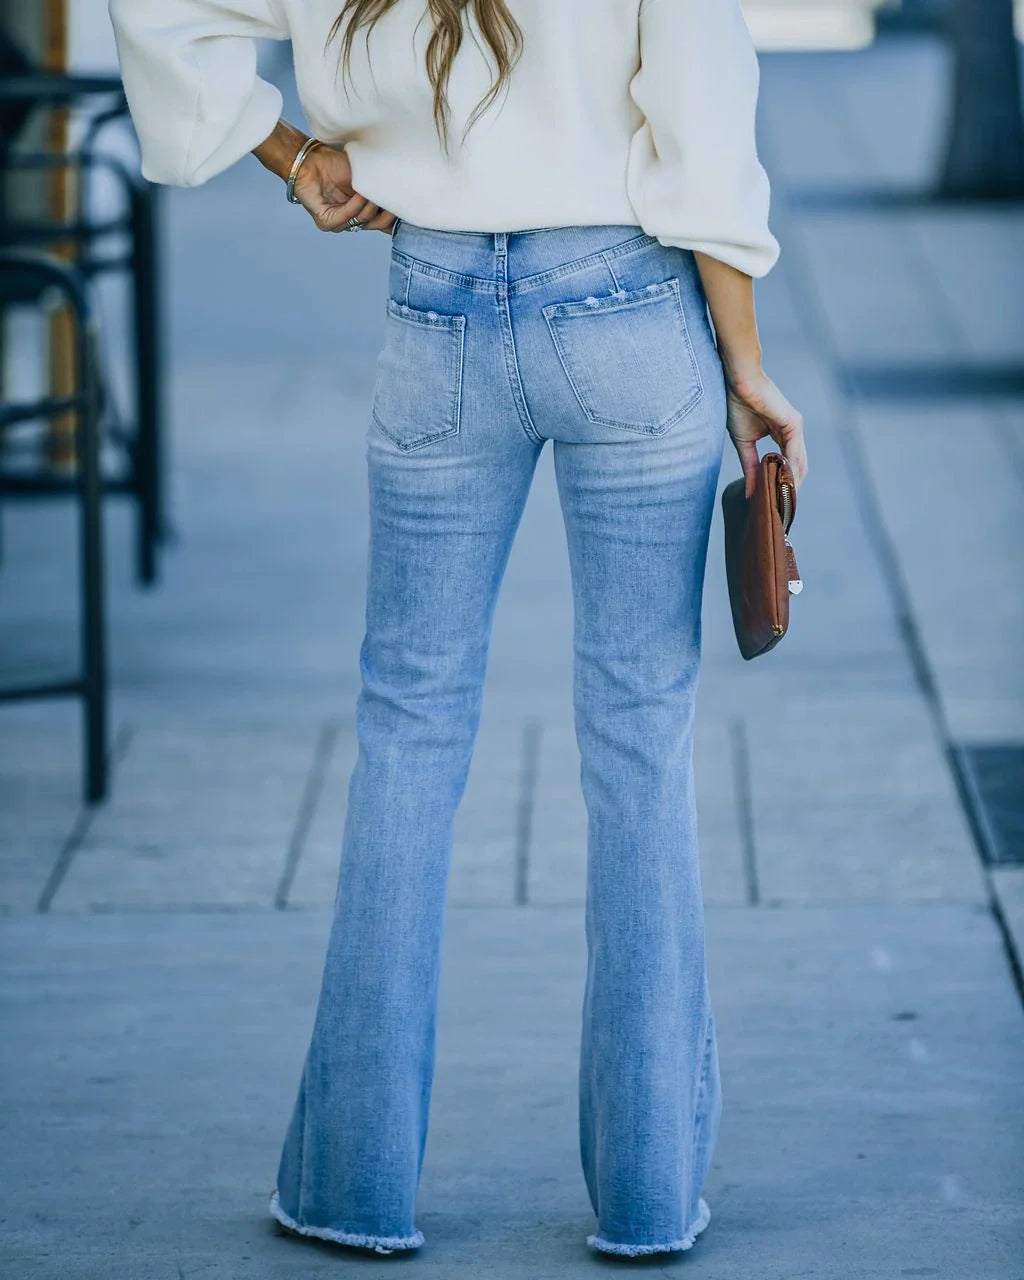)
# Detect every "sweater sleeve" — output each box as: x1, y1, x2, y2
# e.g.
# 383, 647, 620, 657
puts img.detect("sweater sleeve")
107, 0, 287, 187
627, 0, 780, 278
